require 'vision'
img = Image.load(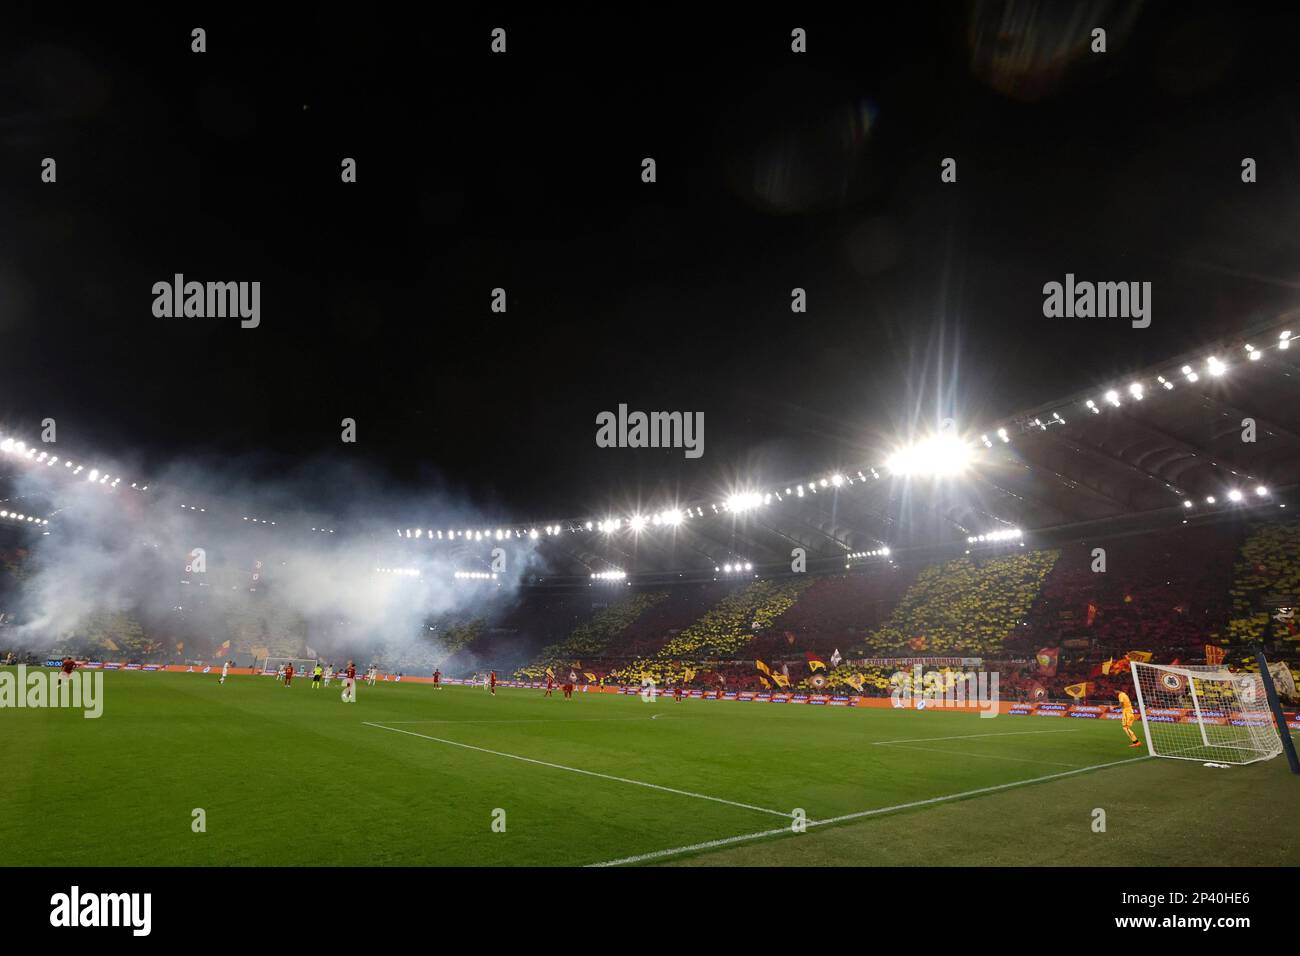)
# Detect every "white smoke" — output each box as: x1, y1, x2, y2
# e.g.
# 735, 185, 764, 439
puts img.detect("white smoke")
6, 451, 546, 667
